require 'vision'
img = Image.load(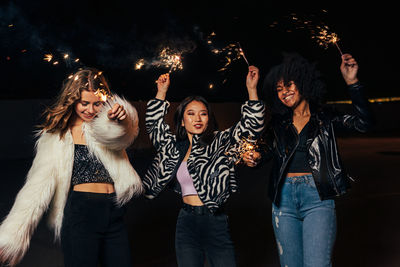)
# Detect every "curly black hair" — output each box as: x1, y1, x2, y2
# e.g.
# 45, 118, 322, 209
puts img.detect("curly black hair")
262, 53, 327, 115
